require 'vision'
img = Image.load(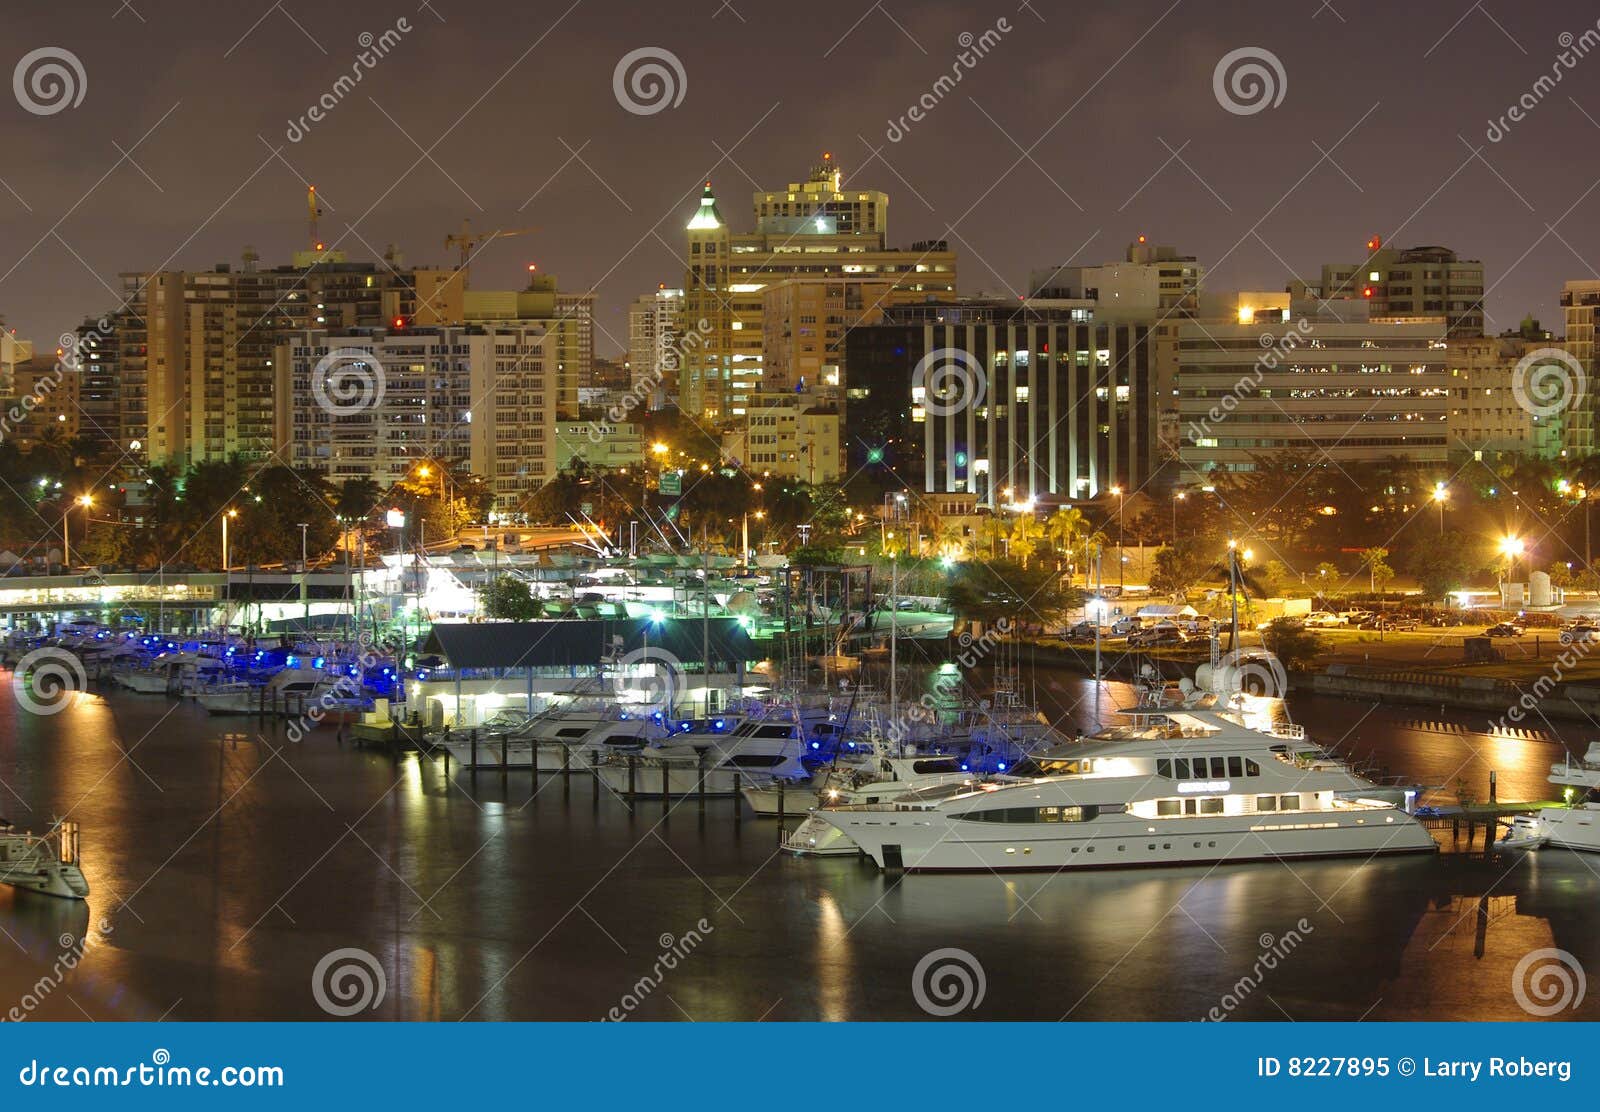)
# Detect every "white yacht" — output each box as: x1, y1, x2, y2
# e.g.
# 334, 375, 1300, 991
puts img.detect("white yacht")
779, 750, 989, 856
441, 713, 669, 770
1497, 742, 1600, 852
818, 677, 1437, 872
196, 667, 341, 715
0, 821, 89, 900
594, 710, 813, 797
